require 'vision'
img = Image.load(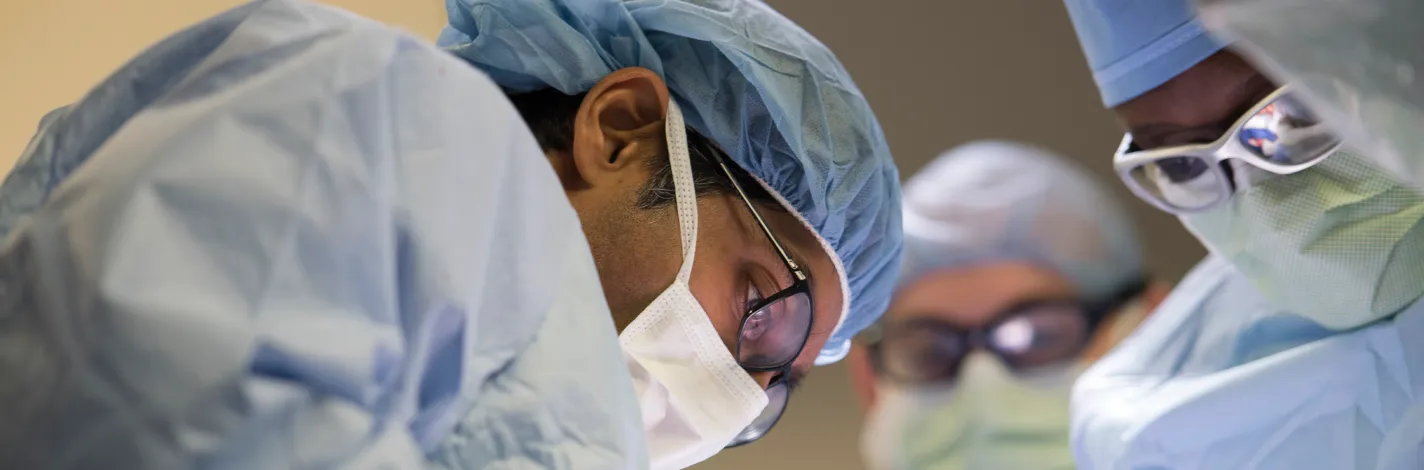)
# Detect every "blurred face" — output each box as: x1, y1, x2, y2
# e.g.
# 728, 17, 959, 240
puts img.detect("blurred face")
848, 262, 1163, 409
872, 263, 1079, 386
850, 262, 1163, 470
1112, 50, 1424, 330
546, 67, 845, 390
888, 262, 1075, 329
849, 262, 1075, 410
